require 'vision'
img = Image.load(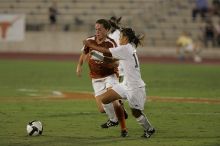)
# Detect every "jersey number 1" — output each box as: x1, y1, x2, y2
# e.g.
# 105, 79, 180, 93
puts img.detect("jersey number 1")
133, 53, 139, 68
